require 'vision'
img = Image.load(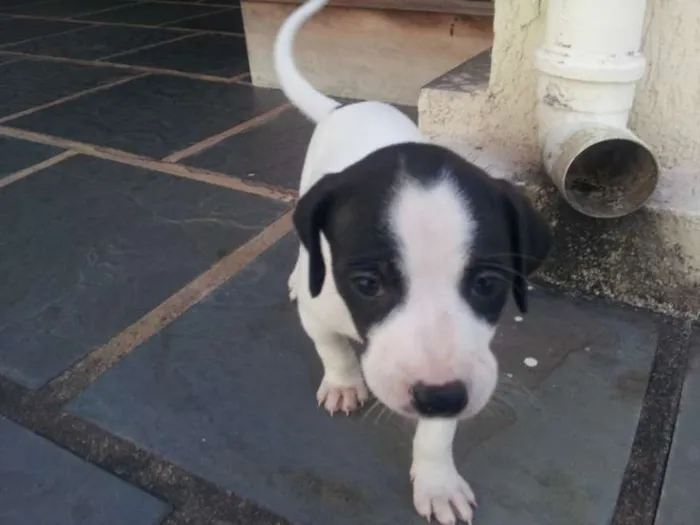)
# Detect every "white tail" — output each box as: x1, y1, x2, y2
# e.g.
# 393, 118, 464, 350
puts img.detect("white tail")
273, 0, 339, 123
